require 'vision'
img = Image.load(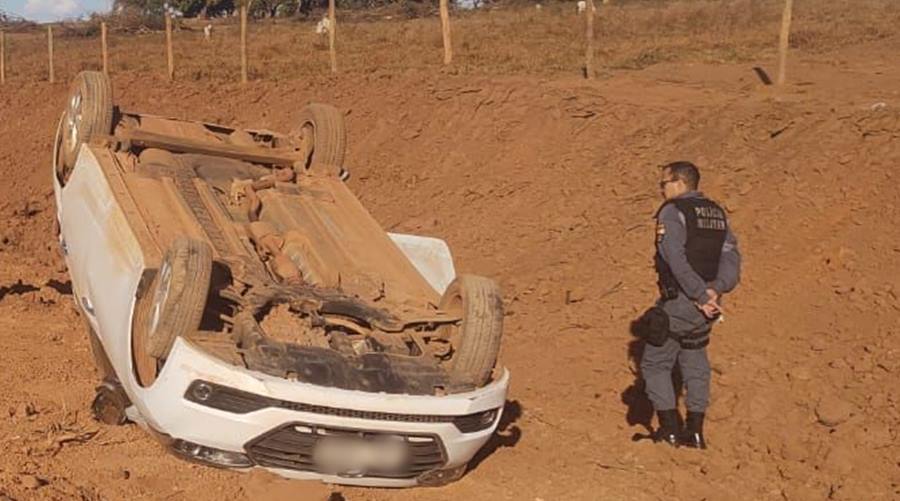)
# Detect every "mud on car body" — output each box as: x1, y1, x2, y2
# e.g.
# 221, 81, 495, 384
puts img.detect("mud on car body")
52, 71, 509, 487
